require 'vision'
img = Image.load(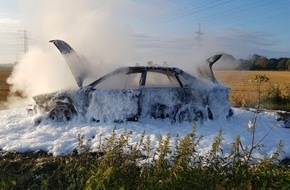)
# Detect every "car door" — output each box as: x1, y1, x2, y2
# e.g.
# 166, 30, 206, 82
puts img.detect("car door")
139, 70, 189, 120
86, 70, 141, 122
